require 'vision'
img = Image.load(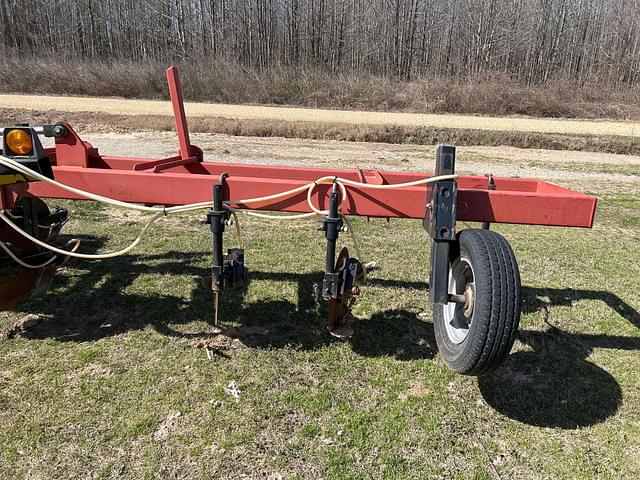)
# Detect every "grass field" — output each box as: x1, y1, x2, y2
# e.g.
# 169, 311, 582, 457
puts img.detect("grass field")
0, 138, 639, 478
